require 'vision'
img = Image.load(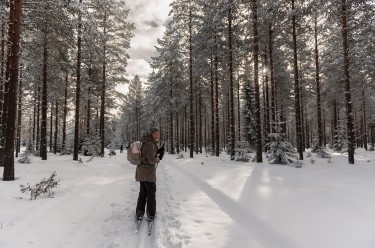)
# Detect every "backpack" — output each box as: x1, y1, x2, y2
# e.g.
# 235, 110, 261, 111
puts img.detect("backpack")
127, 141, 143, 165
